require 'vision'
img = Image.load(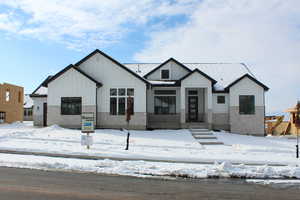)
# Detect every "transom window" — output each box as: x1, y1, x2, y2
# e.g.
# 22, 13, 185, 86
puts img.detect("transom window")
188, 90, 198, 96
154, 90, 176, 115
61, 97, 82, 115
217, 96, 225, 104
239, 95, 255, 115
161, 69, 170, 79
110, 88, 134, 115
